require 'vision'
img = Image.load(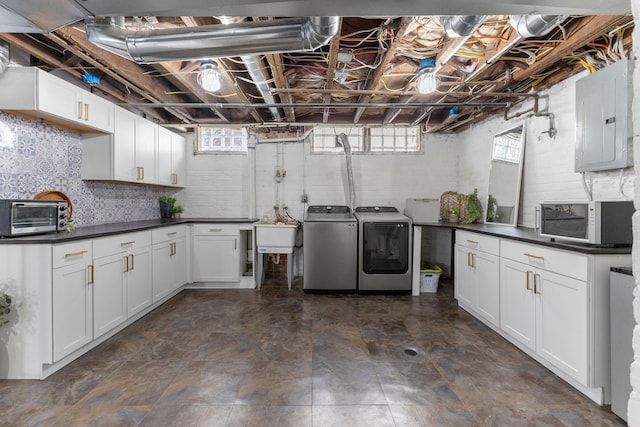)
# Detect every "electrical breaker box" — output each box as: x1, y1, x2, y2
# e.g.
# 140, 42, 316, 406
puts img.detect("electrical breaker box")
575, 58, 633, 172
